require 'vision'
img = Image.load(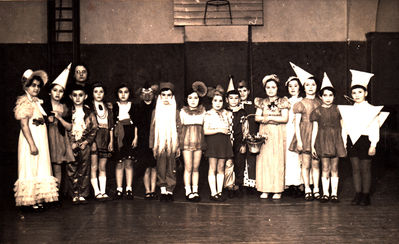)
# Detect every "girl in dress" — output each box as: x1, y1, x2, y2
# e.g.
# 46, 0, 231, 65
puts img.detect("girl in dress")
180, 81, 207, 202
310, 73, 346, 203
284, 76, 303, 197
255, 74, 289, 200
288, 63, 322, 201
91, 83, 113, 200
203, 86, 233, 202
14, 69, 58, 210
45, 65, 75, 193
113, 84, 138, 200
